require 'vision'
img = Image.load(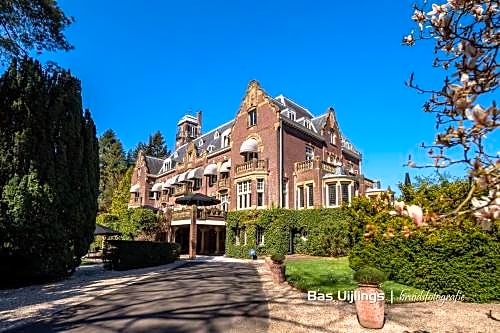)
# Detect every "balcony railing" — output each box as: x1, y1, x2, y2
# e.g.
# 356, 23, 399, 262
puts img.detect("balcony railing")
235, 159, 267, 176
171, 207, 226, 221
295, 160, 314, 172
321, 161, 337, 173
294, 158, 339, 174
172, 183, 190, 196
218, 178, 230, 189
